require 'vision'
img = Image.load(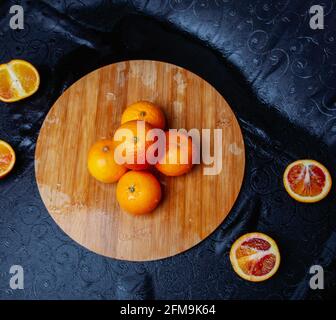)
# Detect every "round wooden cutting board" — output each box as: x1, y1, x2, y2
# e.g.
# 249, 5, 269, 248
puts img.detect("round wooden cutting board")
35, 60, 245, 261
